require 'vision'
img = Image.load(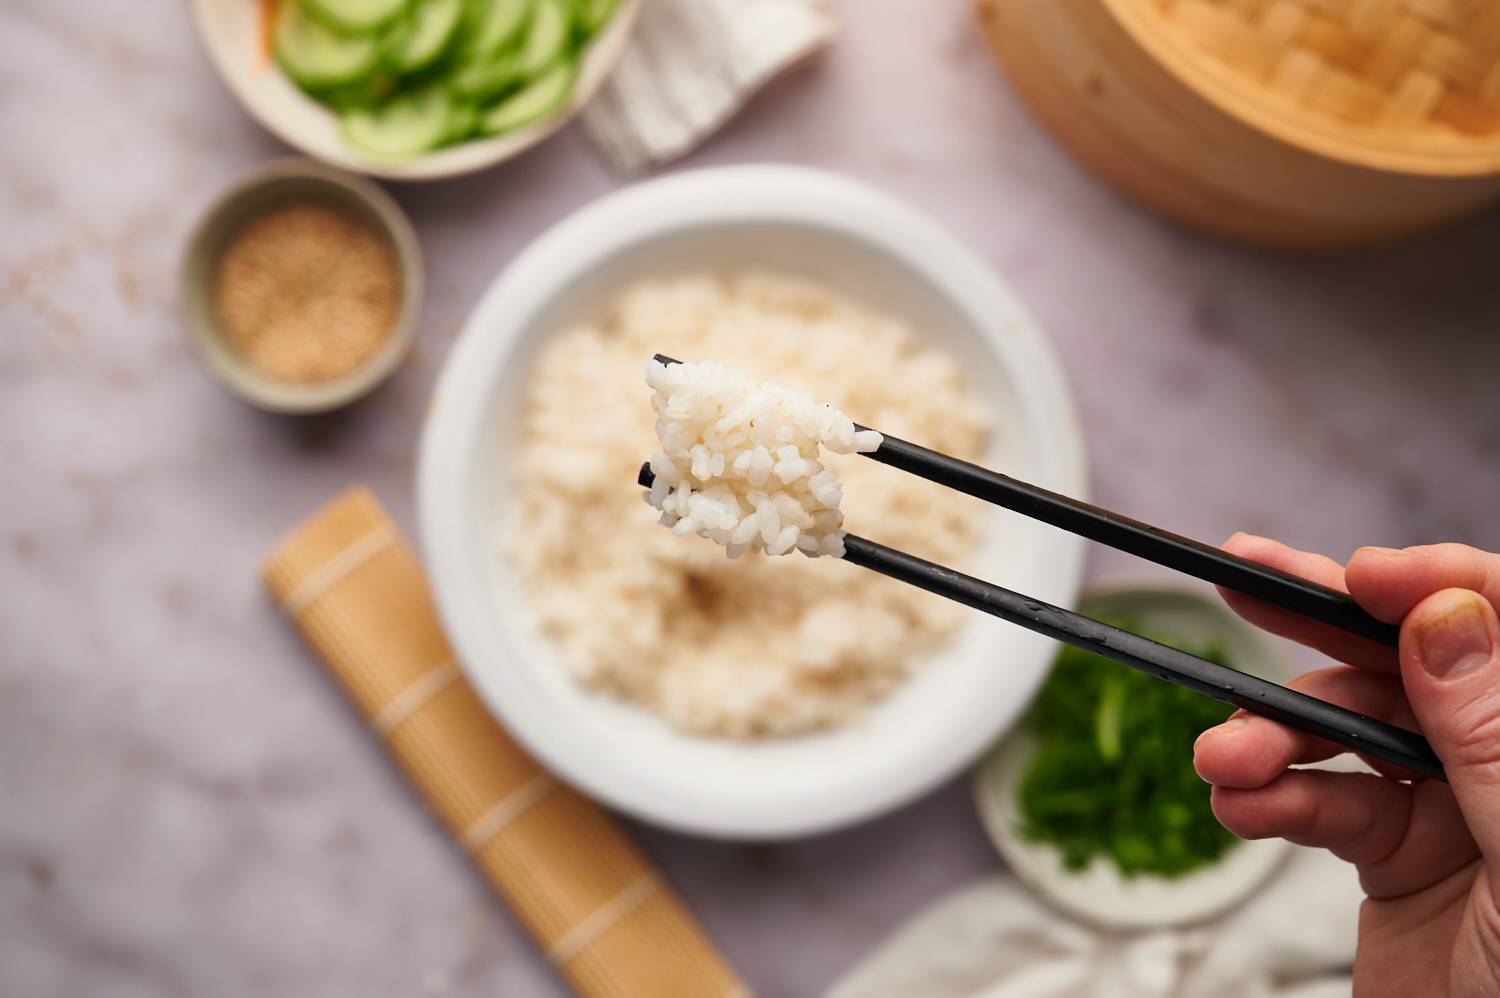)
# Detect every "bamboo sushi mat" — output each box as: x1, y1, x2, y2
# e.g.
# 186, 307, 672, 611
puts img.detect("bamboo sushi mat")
1145, 0, 1500, 135
264, 487, 747, 998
